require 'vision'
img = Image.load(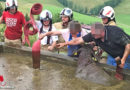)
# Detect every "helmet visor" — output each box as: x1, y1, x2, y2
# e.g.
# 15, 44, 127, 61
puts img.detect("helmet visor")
98, 14, 108, 19
41, 17, 50, 21
10, 5, 16, 9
